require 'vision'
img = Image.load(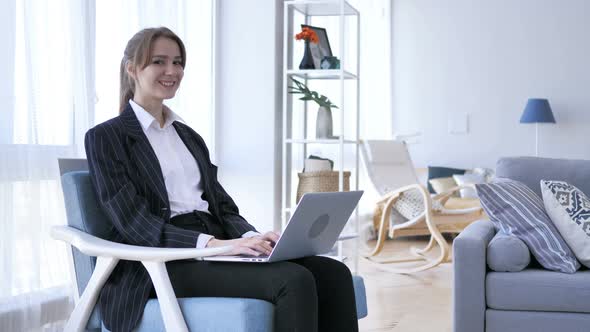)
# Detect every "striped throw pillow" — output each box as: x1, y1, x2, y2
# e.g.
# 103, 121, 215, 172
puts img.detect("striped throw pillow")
476, 178, 580, 273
